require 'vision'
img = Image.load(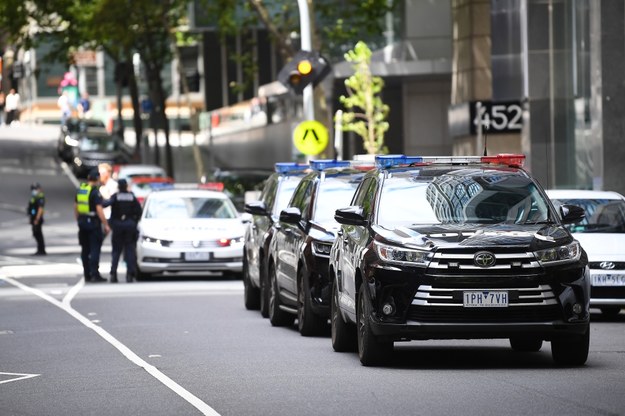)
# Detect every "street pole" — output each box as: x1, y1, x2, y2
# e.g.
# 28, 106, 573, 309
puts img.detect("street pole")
297, 0, 314, 121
